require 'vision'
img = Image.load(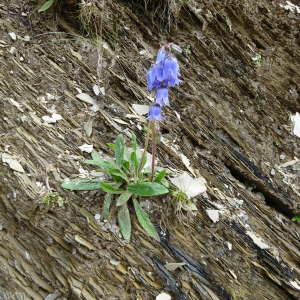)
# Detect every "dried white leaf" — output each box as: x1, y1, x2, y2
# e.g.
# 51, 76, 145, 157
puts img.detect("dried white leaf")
132, 104, 150, 116
95, 214, 101, 220
175, 111, 181, 120
164, 262, 185, 271
93, 84, 100, 96
24, 35, 30, 41
227, 241, 232, 250
2, 153, 12, 163
246, 231, 269, 249
280, 160, 297, 168
291, 112, 300, 137
206, 210, 219, 223
139, 49, 147, 55
290, 280, 300, 290
76, 93, 95, 104
170, 172, 207, 199
9, 47, 17, 54
84, 118, 93, 137
156, 293, 171, 300
280, 1, 300, 13
9, 32, 16, 40
9, 160, 25, 173
110, 259, 120, 266
42, 114, 62, 124
78, 144, 93, 153
70, 47, 82, 61
100, 87, 105, 95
